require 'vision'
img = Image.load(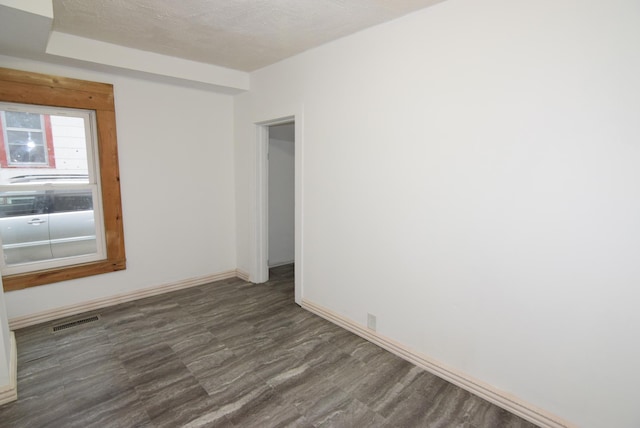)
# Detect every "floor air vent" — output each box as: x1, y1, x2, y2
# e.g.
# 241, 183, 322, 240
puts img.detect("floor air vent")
52, 315, 100, 332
